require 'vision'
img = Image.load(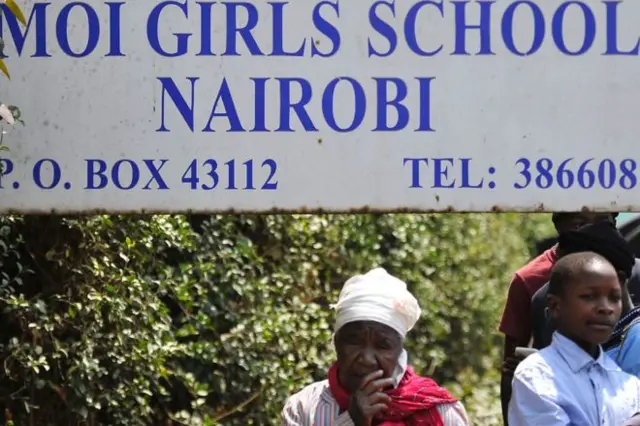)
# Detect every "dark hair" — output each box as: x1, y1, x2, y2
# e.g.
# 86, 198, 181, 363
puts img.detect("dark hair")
557, 221, 634, 278
552, 212, 618, 226
548, 251, 616, 296
552, 213, 576, 226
